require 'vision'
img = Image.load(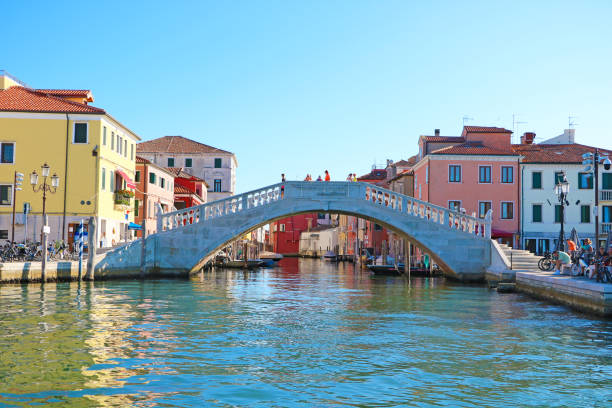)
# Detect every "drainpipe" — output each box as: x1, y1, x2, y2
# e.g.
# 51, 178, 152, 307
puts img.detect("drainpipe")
62, 113, 70, 241
517, 159, 521, 249
520, 164, 524, 250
